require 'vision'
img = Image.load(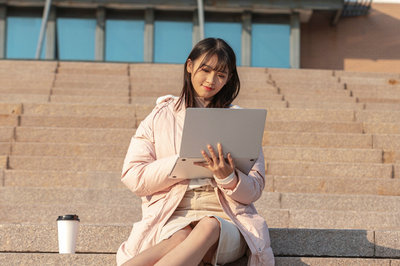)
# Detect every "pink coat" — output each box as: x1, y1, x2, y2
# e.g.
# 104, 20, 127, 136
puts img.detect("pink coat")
116, 96, 275, 266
